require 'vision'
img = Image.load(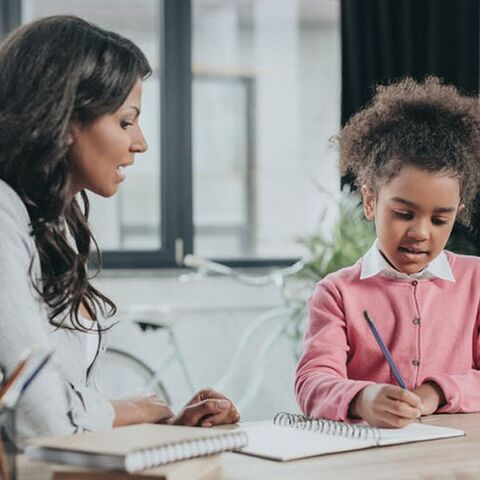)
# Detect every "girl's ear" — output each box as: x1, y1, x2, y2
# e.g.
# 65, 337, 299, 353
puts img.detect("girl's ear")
361, 185, 376, 221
